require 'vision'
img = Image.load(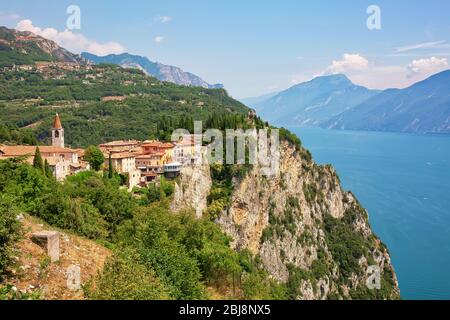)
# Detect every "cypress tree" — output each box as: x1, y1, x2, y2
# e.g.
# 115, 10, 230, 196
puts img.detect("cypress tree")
33, 147, 44, 172
44, 159, 53, 178
108, 153, 114, 179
